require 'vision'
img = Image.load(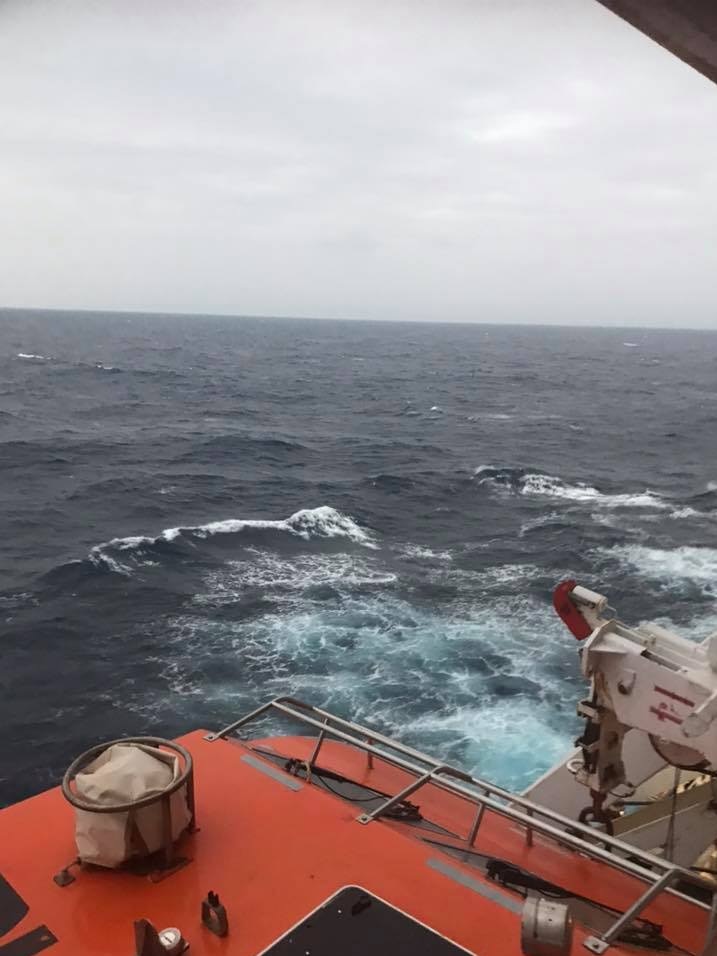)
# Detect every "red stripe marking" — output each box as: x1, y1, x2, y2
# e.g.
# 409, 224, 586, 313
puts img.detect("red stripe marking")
649, 706, 683, 725
654, 685, 694, 707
